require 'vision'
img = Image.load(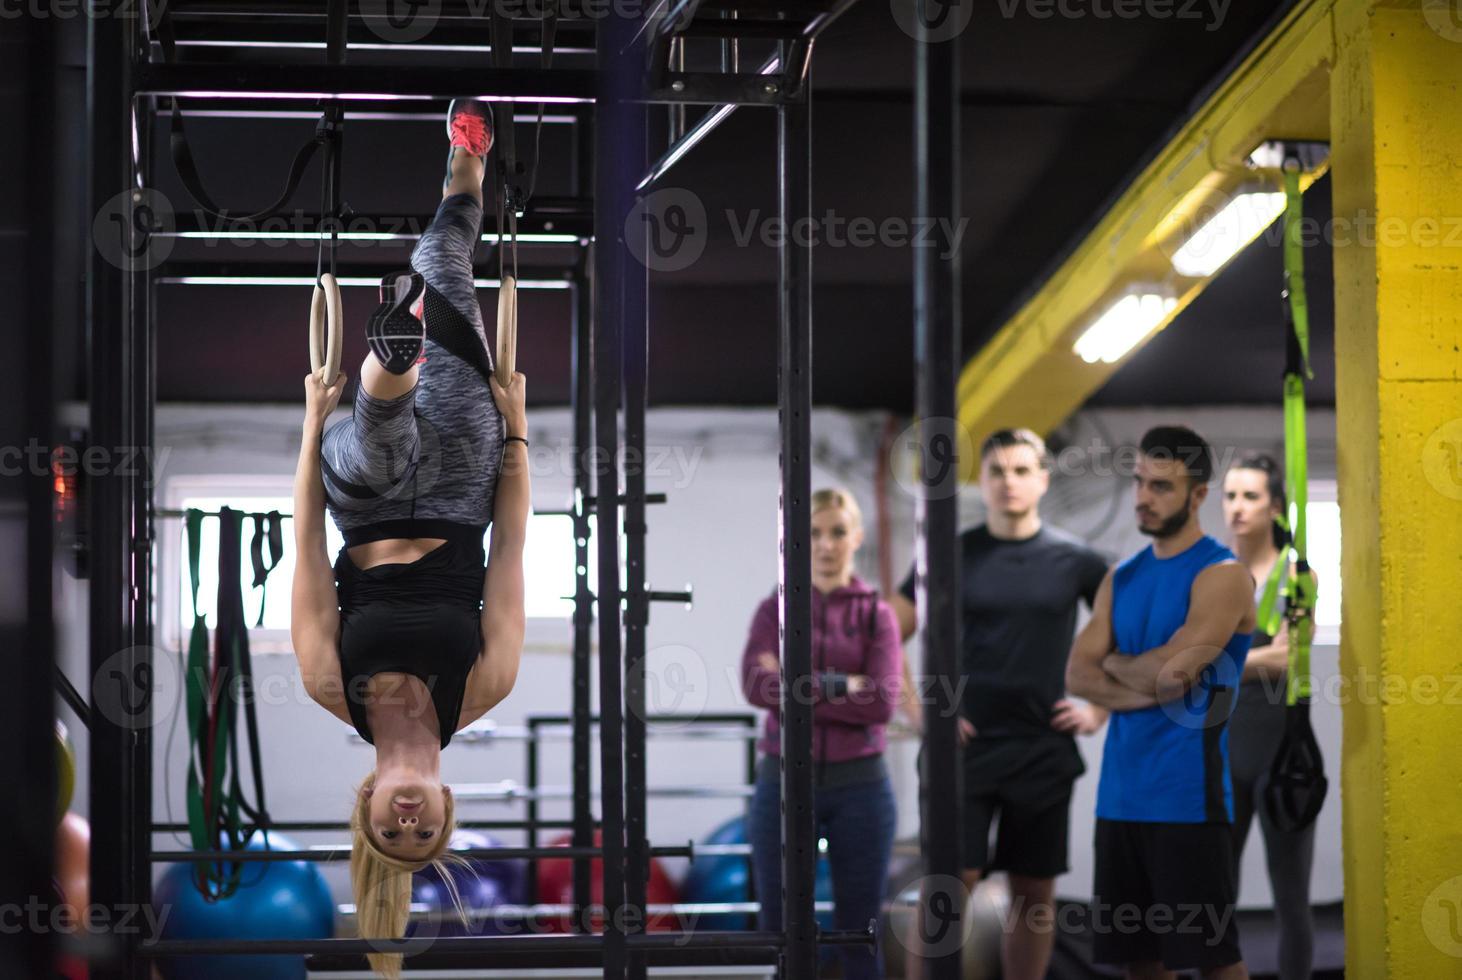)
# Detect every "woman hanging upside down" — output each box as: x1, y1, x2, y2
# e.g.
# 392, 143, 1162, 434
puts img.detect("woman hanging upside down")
289, 98, 527, 977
